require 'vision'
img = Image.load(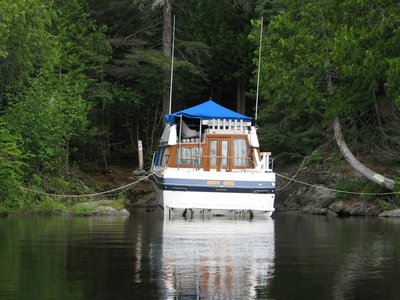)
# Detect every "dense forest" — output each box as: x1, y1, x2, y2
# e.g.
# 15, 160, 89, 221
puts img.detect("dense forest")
1, 0, 400, 213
